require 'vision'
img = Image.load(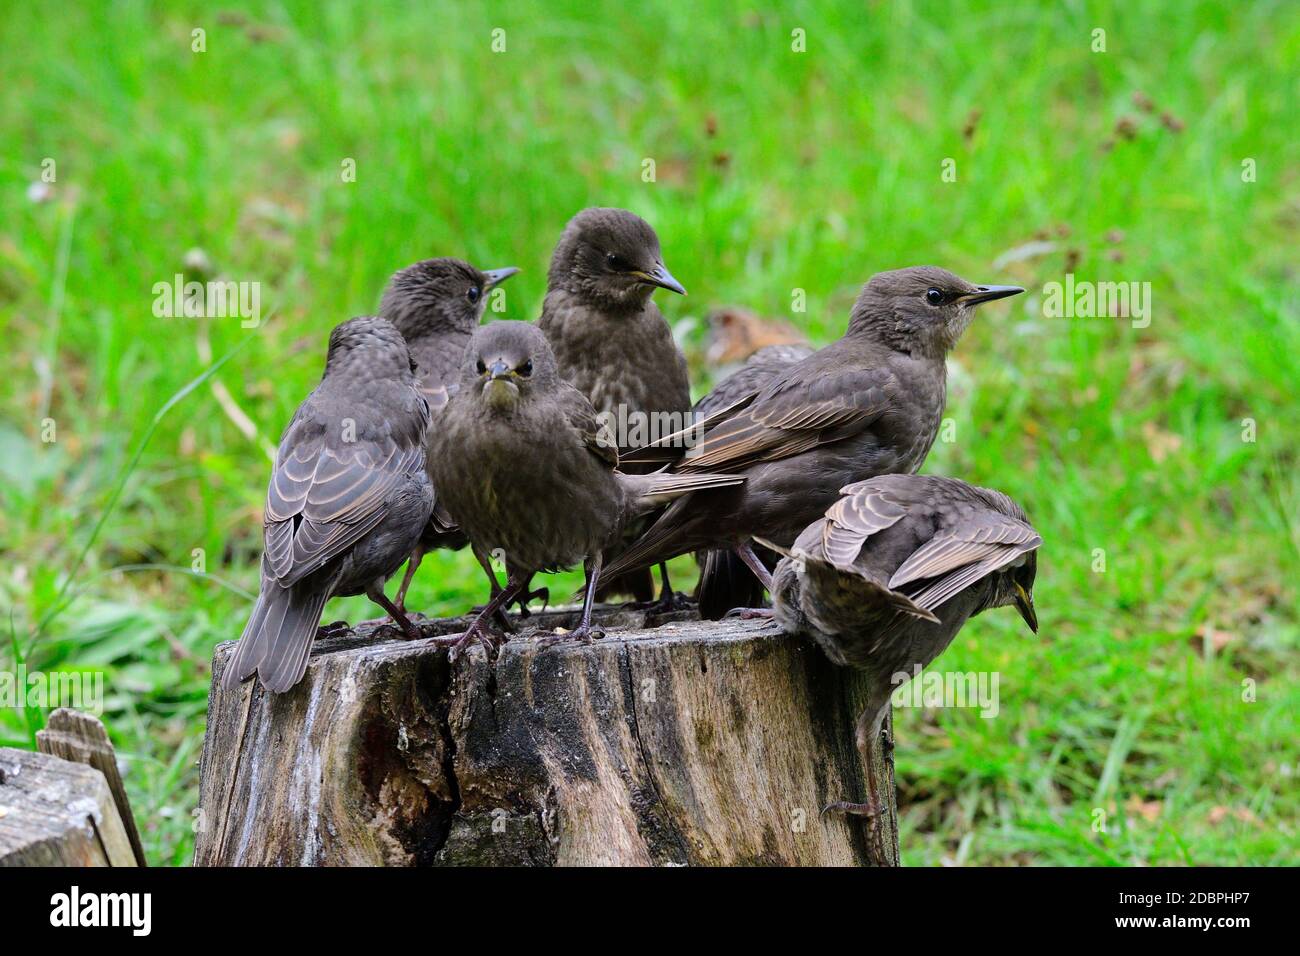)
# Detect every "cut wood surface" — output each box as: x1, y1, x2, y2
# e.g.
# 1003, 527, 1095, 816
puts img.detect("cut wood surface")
195, 604, 898, 866
0, 748, 137, 867
37, 707, 148, 866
